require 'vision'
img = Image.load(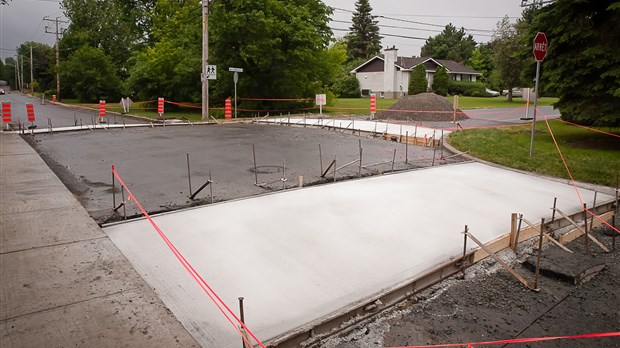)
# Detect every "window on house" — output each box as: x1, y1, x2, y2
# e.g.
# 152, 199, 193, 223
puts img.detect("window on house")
361, 89, 370, 97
